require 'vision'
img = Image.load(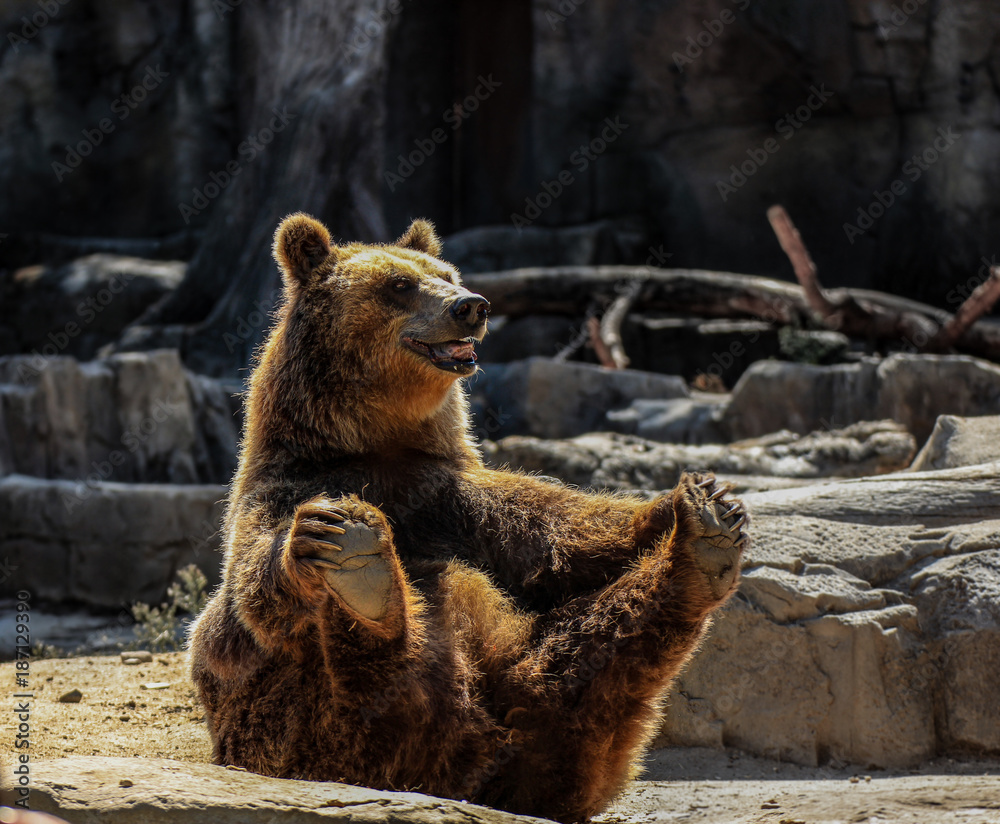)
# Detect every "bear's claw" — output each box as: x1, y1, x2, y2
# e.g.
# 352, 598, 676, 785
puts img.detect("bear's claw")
290, 500, 394, 622
680, 474, 748, 600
